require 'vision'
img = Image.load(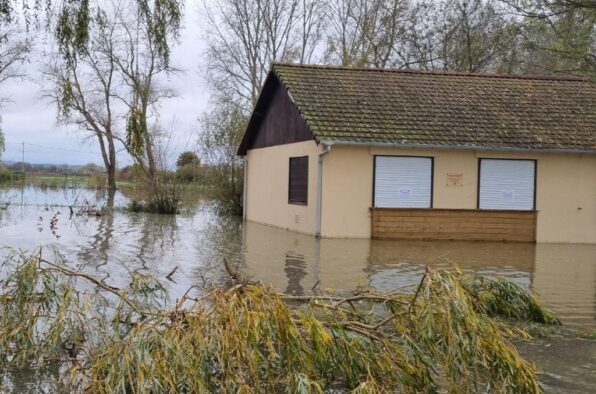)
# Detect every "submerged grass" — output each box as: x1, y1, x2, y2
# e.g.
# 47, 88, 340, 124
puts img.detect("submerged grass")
0, 251, 559, 393
127, 185, 180, 214
128, 195, 179, 214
